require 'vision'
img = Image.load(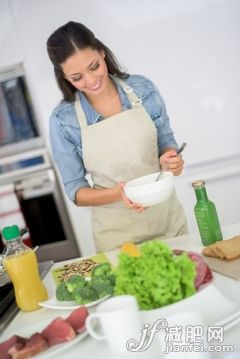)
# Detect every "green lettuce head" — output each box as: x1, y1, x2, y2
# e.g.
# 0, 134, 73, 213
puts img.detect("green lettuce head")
114, 240, 196, 310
